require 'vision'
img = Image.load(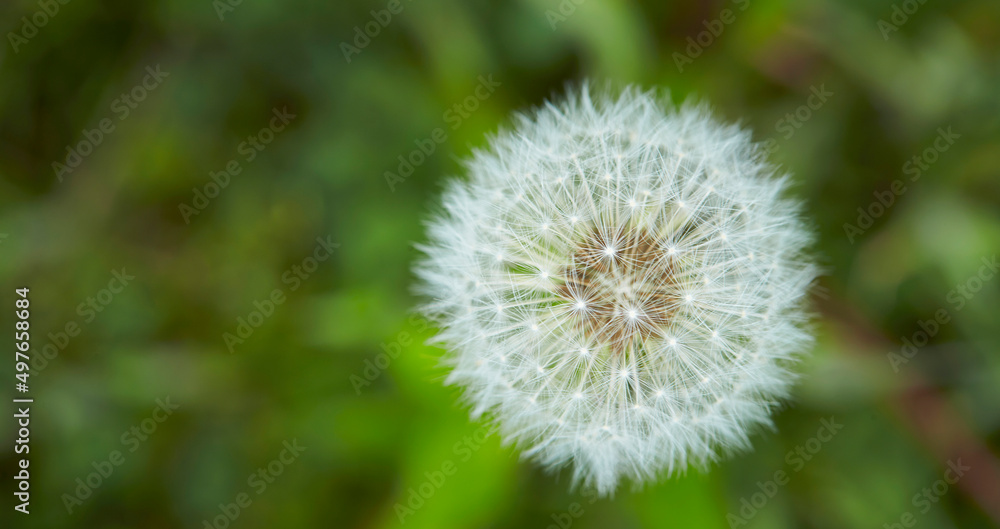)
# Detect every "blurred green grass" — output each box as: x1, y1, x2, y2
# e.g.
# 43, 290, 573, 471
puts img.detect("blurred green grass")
1, 0, 999, 528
